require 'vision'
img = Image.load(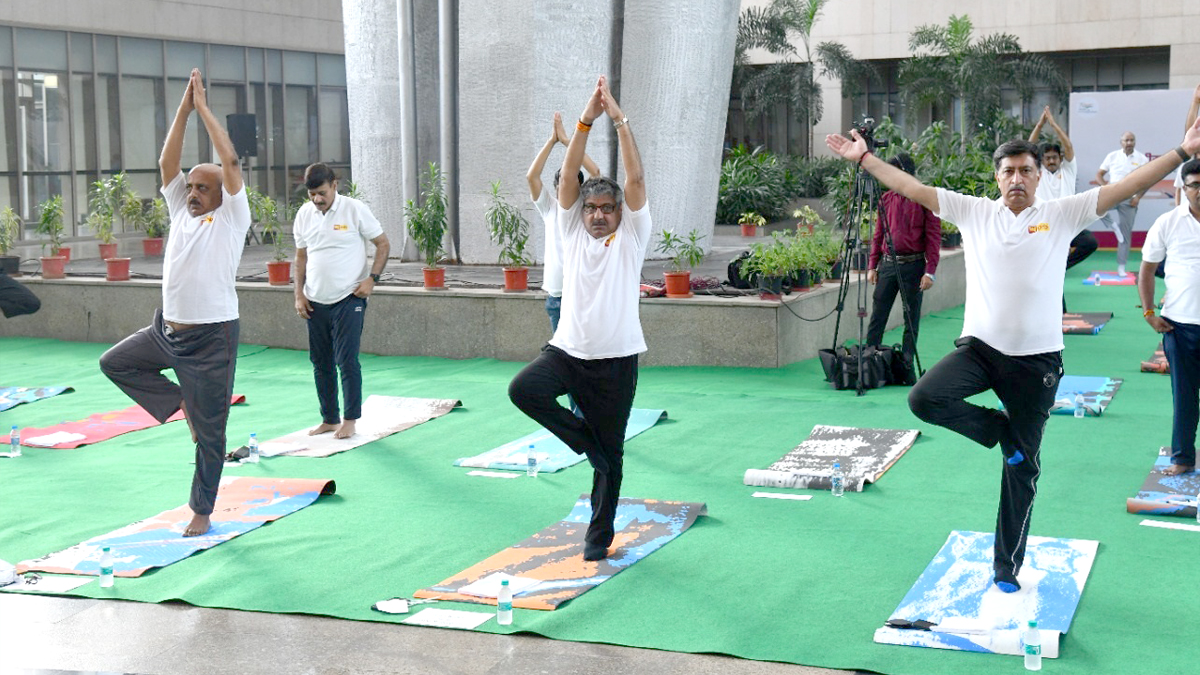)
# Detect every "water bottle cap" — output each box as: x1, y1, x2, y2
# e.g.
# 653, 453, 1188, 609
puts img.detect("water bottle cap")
501, 579, 509, 585
250, 433, 257, 438
833, 462, 840, 468
102, 546, 111, 552
1027, 619, 1037, 627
